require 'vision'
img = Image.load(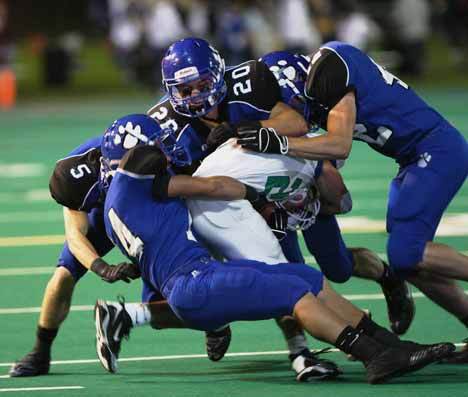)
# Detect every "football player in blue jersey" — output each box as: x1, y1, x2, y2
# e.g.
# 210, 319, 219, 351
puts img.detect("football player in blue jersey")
148, 37, 339, 380
94, 117, 455, 384
237, 42, 468, 362
8, 135, 139, 378
9, 115, 229, 378
259, 50, 415, 335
